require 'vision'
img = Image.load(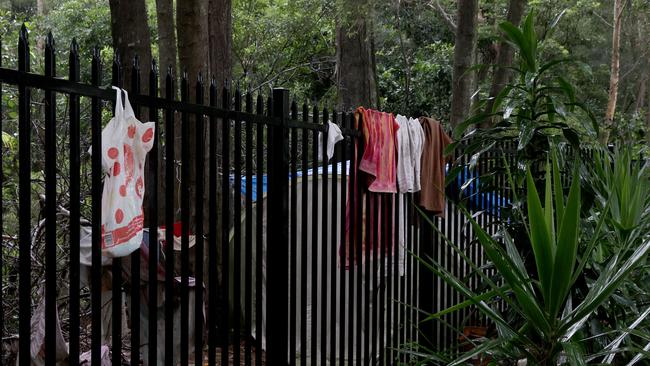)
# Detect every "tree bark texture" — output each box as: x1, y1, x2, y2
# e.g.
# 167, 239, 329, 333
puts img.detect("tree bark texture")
156, 0, 177, 99
482, 0, 527, 127
108, 0, 153, 90
207, 0, 231, 290
208, 0, 232, 85
449, 0, 479, 128
176, 0, 209, 234
603, 0, 623, 143
153, 0, 178, 223
633, 74, 646, 114
336, 0, 378, 111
